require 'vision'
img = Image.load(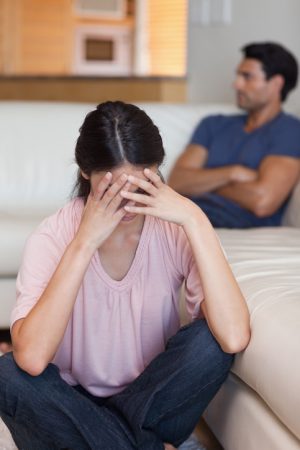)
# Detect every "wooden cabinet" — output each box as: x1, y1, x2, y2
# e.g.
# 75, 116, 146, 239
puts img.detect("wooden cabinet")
0, 0, 134, 75
0, 0, 72, 75
0, 0, 187, 102
0, 0, 186, 77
